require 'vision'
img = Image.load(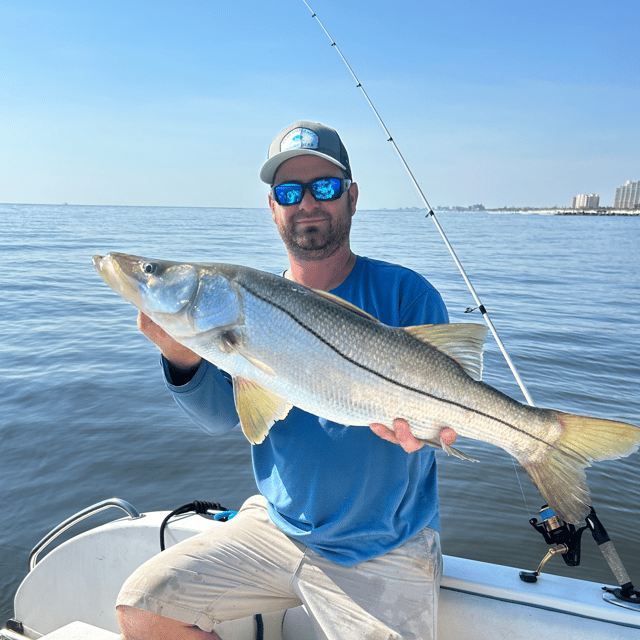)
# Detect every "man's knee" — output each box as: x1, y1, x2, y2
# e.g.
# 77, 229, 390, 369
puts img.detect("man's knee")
116, 605, 147, 639
116, 605, 170, 639
116, 605, 221, 640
